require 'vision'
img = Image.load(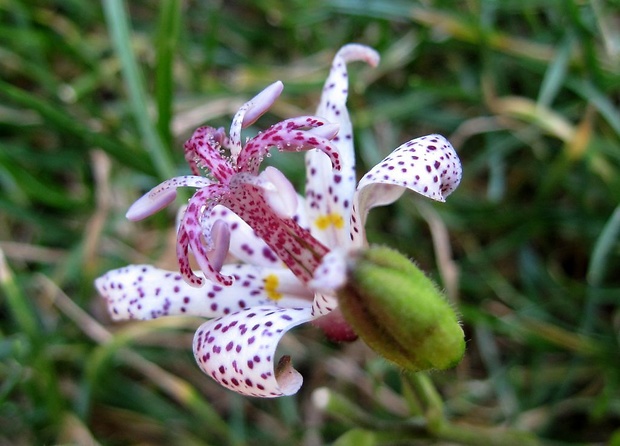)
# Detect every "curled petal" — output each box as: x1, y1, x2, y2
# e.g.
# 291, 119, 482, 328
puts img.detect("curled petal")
307, 44, 379, 247
237, 116, 341, 174
337, 43, 380, 66
126, 176, 213, 221
230, 81, 284, 159
95, 264, 313, 321
316, 43, 379, 127
351, 135, 461, 246
358, 134, 461, 203
193, 306, 314, 397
